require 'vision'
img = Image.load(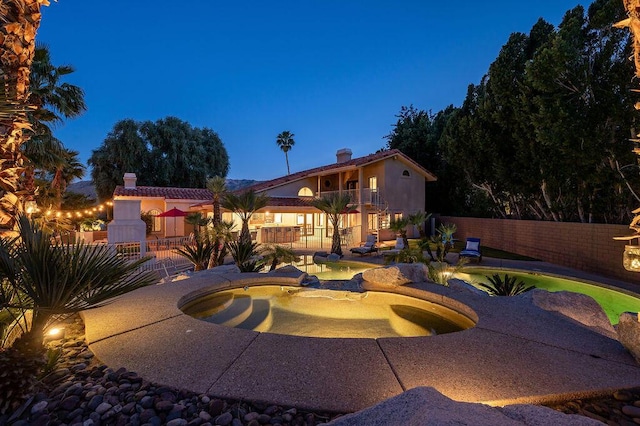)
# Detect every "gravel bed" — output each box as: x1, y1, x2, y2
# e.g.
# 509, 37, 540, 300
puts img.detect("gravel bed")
2, 314, 639, 426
